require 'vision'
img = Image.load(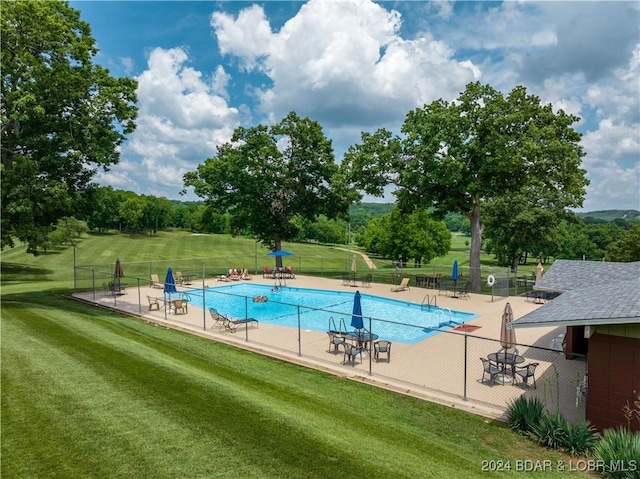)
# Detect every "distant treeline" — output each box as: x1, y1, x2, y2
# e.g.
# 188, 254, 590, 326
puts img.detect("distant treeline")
576, 210, 640, 222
